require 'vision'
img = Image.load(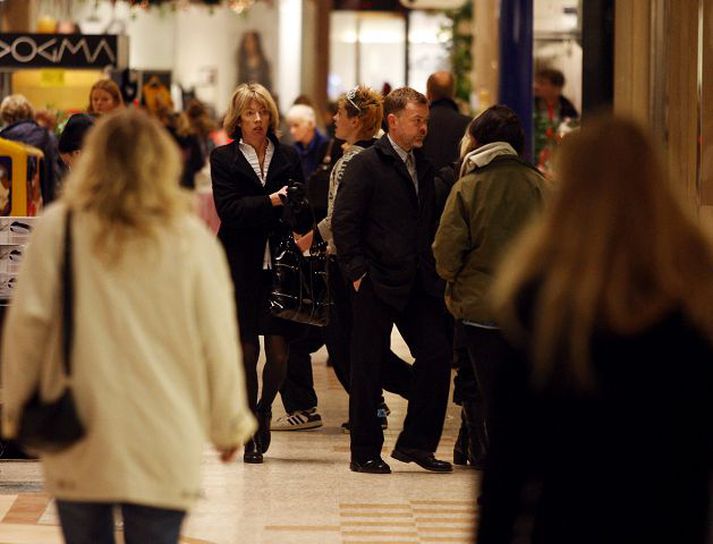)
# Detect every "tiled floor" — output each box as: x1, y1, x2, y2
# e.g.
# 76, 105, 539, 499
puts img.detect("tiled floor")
0, 333, 479, 543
